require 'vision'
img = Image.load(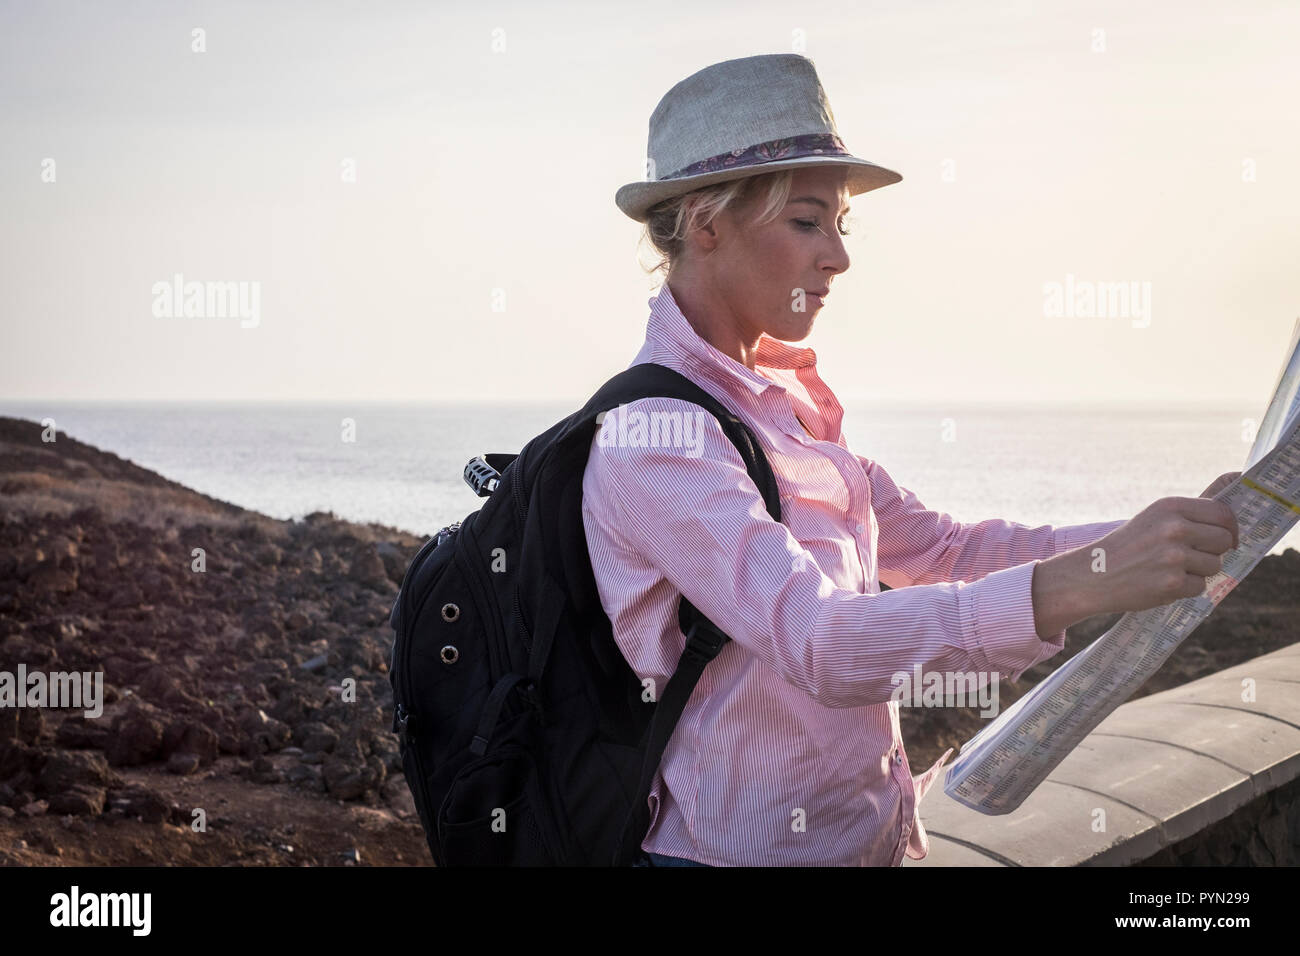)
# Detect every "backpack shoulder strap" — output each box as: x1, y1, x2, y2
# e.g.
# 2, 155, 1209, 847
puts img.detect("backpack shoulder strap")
564, 362, 785, 864
569, 362, 782, 524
